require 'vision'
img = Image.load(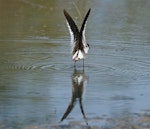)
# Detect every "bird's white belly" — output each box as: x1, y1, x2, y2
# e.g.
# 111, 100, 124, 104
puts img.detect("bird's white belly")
72, 50, 85, 61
